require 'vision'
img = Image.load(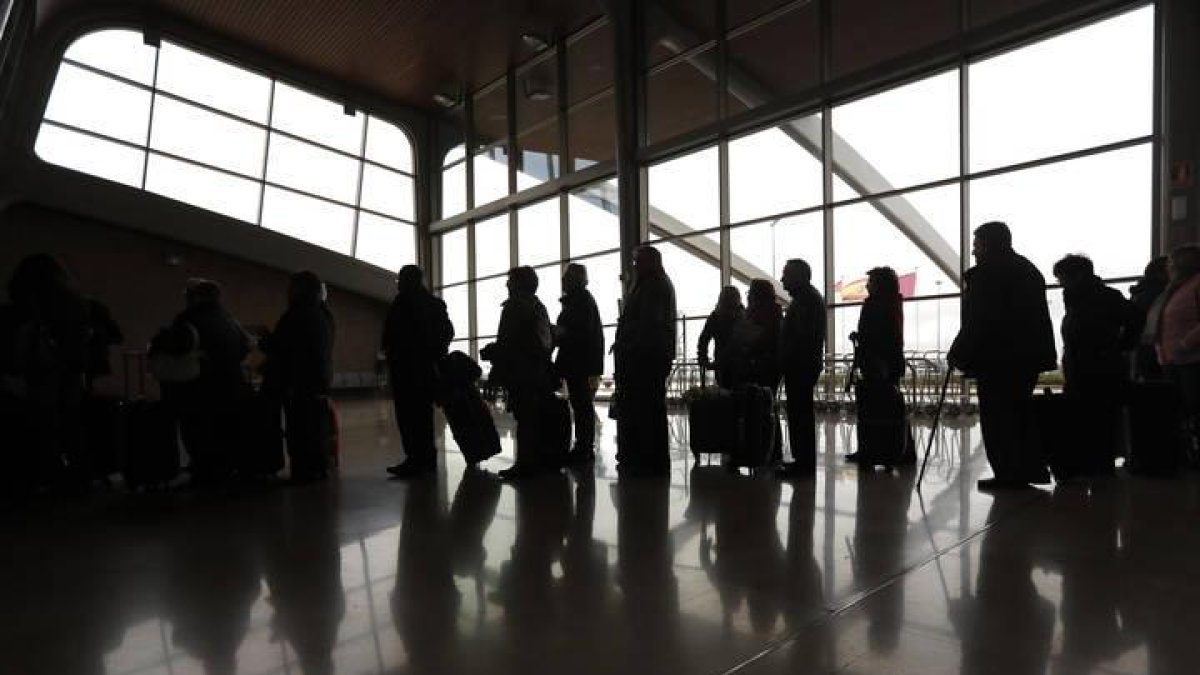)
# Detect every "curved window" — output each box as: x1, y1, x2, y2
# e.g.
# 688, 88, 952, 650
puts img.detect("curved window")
35, 28, 418, 271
